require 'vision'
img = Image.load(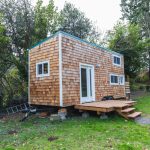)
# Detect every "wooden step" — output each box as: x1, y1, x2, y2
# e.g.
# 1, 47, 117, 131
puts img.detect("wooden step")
121, 108, 135, 113
128, 112, 142, 119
